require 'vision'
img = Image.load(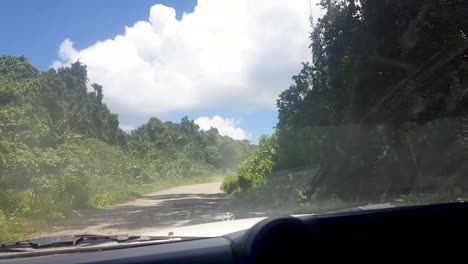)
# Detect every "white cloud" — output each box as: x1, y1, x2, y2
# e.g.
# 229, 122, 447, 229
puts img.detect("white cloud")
53, 0, 323, 128
119, 124, 135, 133
195, 115, 249, 140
